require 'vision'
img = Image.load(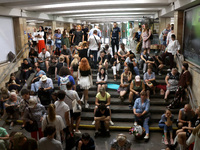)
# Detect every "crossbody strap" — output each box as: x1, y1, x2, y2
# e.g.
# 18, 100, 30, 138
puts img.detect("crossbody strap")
93, 35, 99, 46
